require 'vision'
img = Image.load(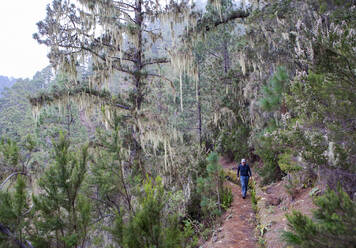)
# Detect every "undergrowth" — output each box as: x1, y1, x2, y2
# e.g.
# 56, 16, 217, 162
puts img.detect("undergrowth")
282, 187, 356, 248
